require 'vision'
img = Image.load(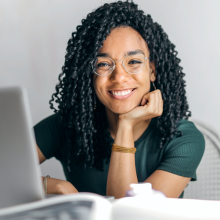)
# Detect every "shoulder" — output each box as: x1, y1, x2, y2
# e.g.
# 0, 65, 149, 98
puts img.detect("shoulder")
177, 119, 203, 136
34, 113, 65, 138
35, 114, 60, 126
165, 119, 205, 151
175, 119, 205, 146
158, 119, 205, 179
163, 119, 205, 167
34, 114, 66, 159
34, 114, 64, 132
